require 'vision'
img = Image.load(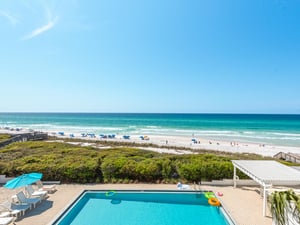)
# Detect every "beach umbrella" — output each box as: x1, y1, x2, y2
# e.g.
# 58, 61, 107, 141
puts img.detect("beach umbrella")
4, 173, 43, 189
